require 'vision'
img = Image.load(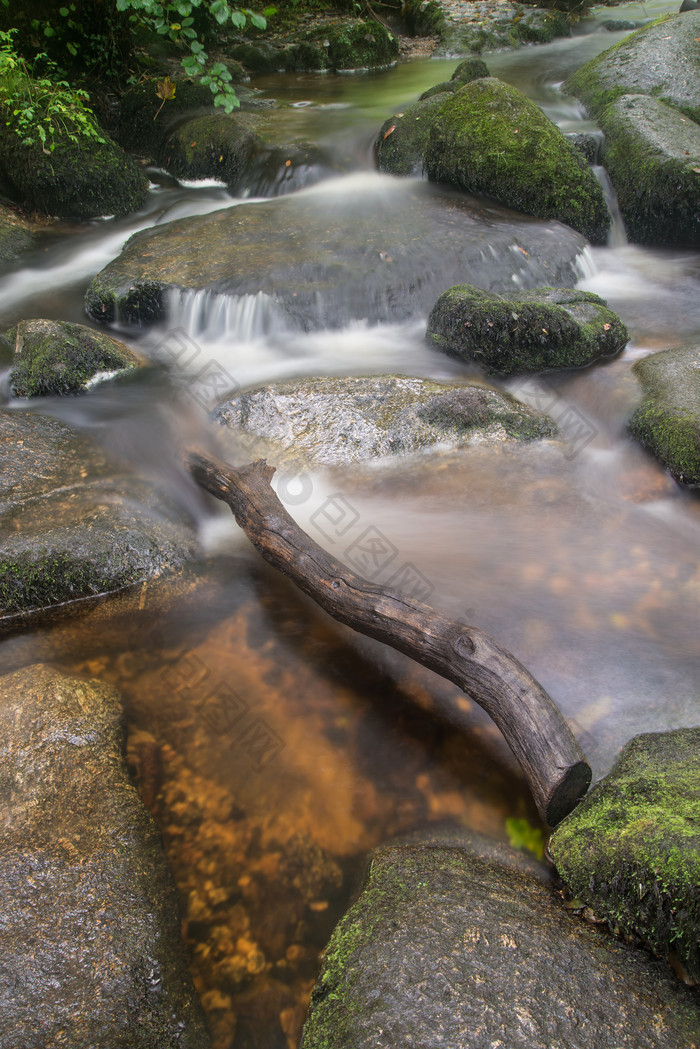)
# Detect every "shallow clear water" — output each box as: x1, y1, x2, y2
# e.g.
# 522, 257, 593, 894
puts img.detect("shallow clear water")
1, 4, 699, 1045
